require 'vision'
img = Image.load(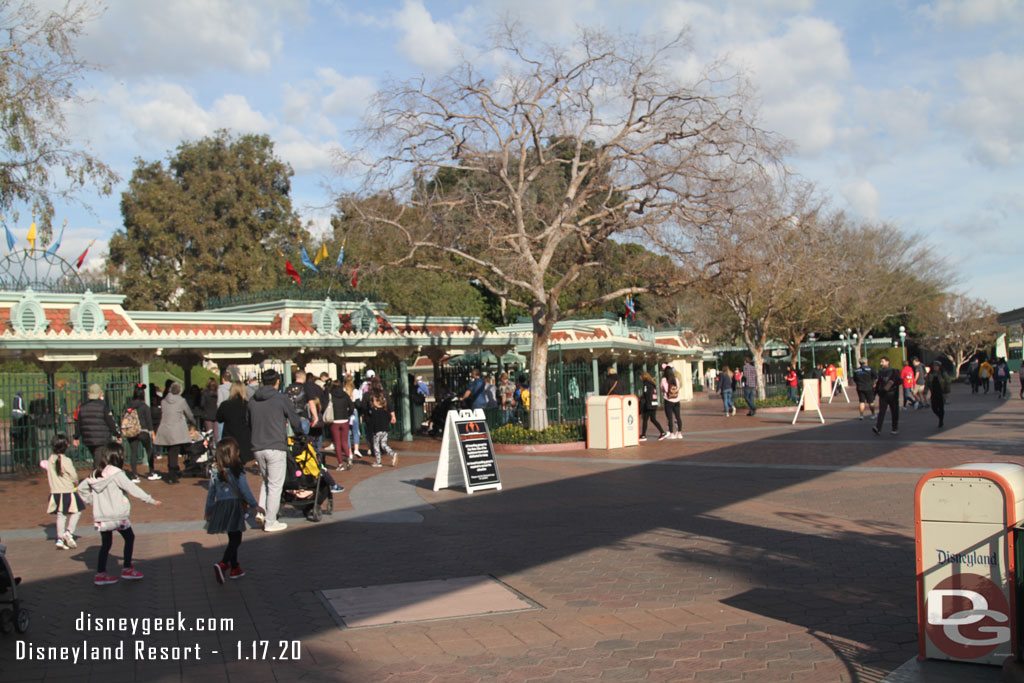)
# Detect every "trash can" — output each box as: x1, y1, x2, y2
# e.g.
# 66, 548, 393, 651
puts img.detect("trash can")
915, 462, 1024, 665
586, 396, 623, 449
622, 395, 639, 447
